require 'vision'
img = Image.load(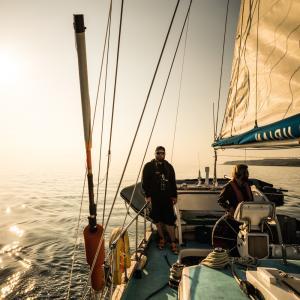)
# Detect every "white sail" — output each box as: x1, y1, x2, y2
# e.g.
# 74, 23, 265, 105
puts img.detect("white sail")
215, 0, 300, 148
